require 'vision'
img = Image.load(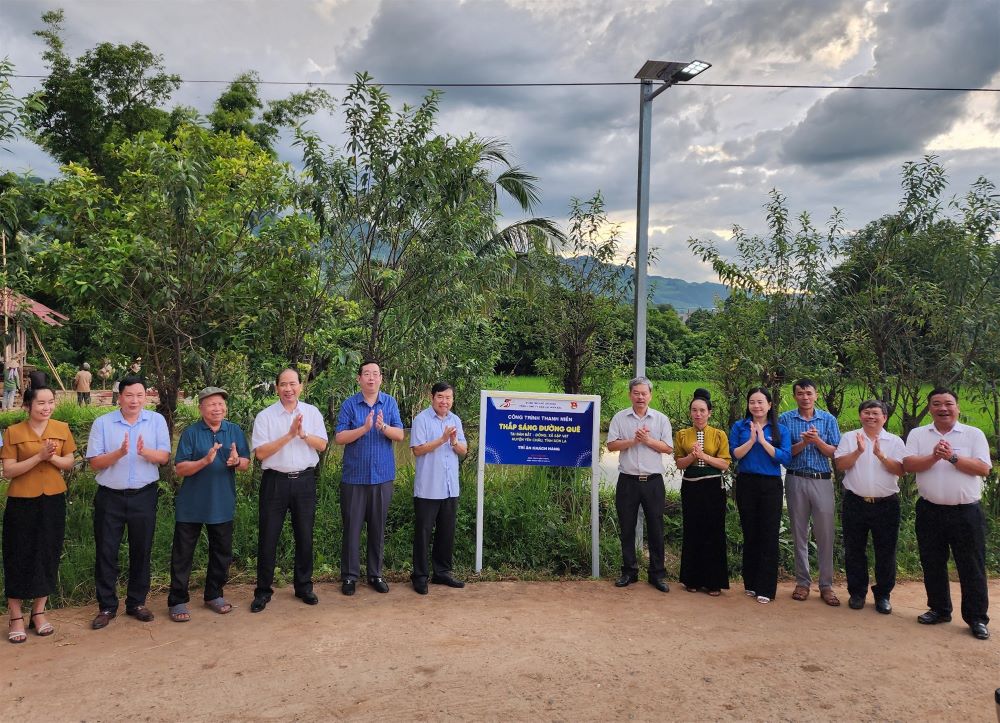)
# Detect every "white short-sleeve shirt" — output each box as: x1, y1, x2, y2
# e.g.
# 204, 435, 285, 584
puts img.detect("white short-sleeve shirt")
607, 407, 673, 476
251, 400, 329, 473
835, 428, 905, 498
904, 422, 991, 505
